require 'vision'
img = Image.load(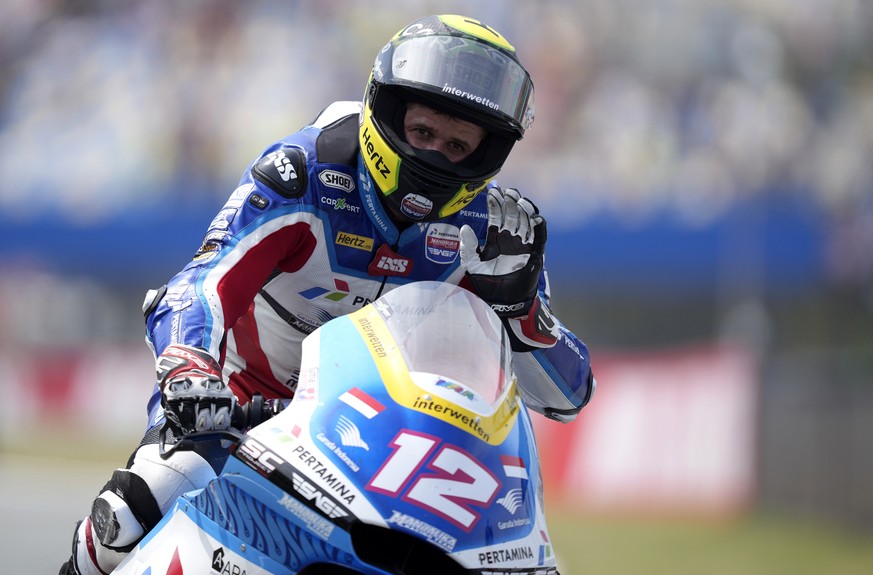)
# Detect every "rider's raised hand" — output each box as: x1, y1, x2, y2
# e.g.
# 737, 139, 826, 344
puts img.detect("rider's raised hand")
156, 344, 236, 434
459, 186, 546, 317
460, 186, 560, 351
